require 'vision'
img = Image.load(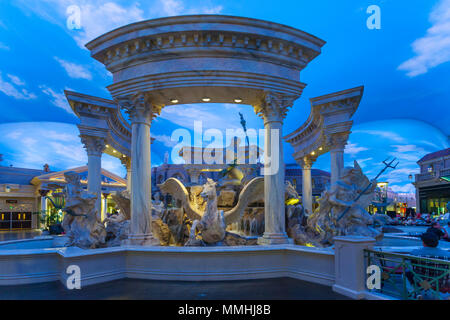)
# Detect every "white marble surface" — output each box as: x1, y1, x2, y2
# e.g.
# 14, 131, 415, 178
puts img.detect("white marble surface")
330, 148, 344, 185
